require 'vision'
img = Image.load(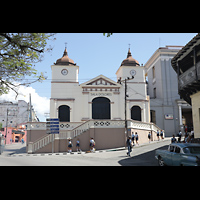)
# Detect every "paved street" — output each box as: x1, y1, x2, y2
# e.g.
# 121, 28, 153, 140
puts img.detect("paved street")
0, 139, 171, 166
